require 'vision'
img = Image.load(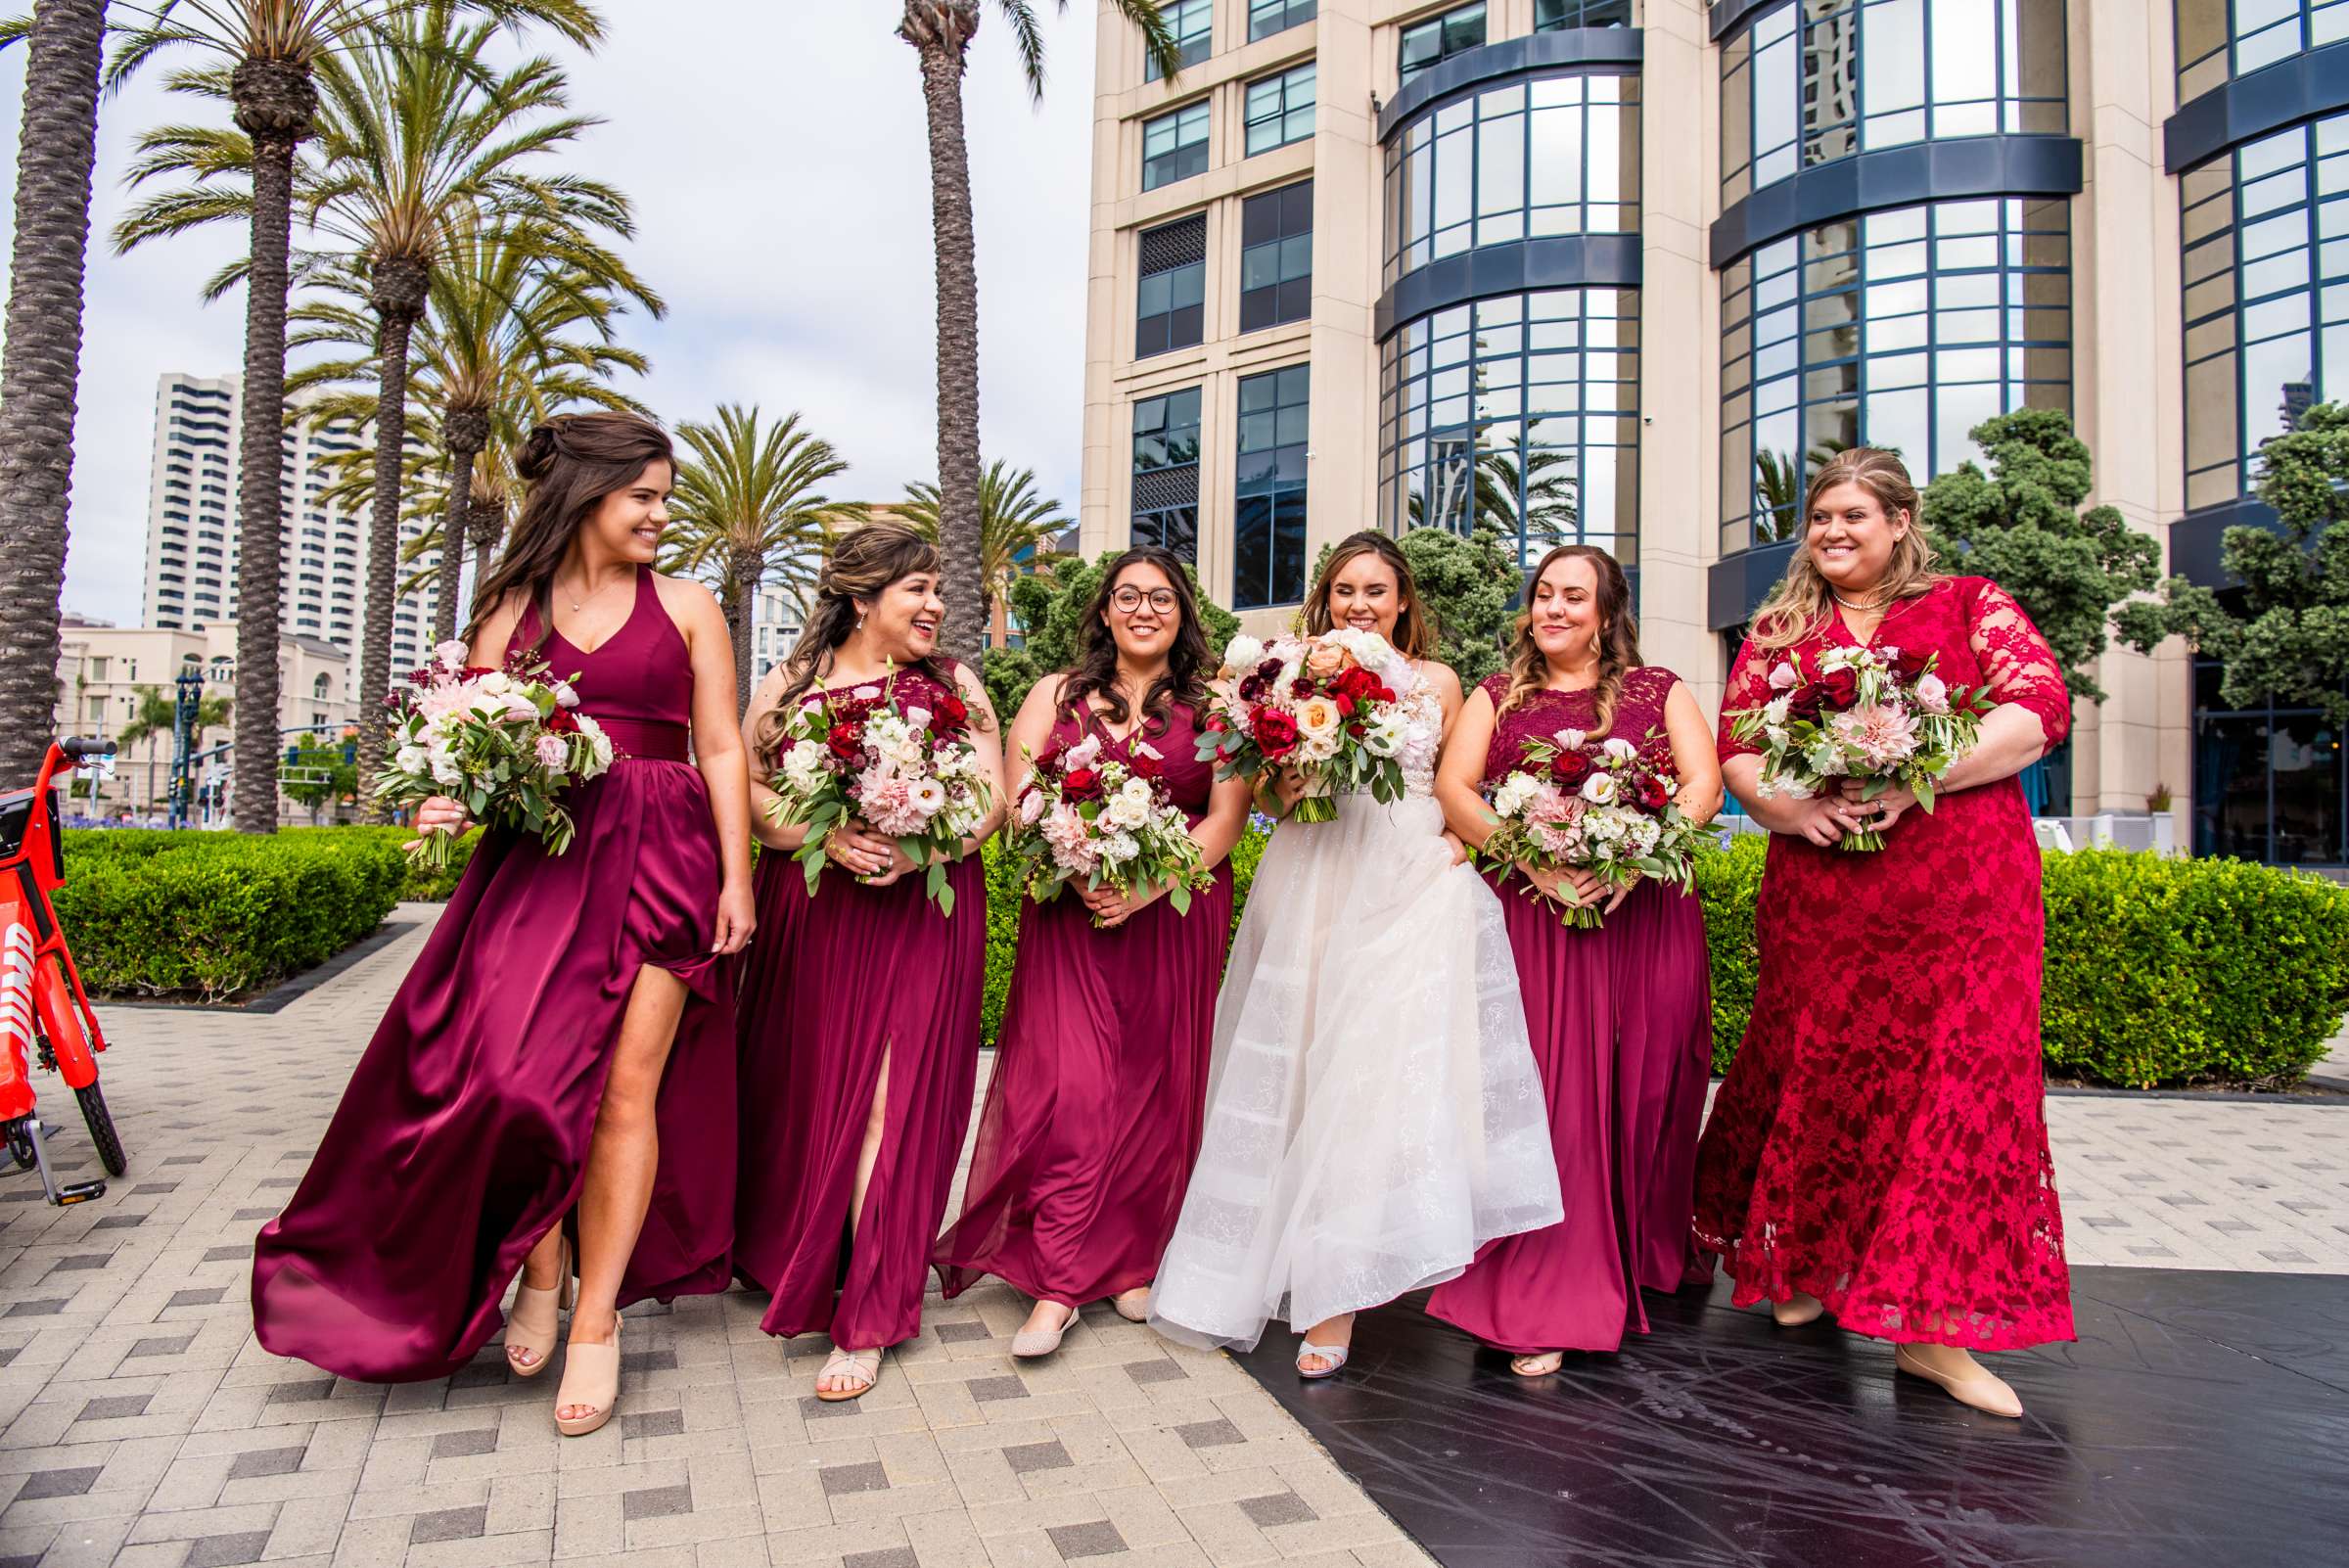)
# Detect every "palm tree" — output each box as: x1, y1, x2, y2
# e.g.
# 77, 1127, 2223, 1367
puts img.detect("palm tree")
894, 0, 1176, 665
0, 2, 109, 783
666, 406, 858, 701
115, 679, 230, 810
105, 0, 603, 832
898, 459, 1067, 644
